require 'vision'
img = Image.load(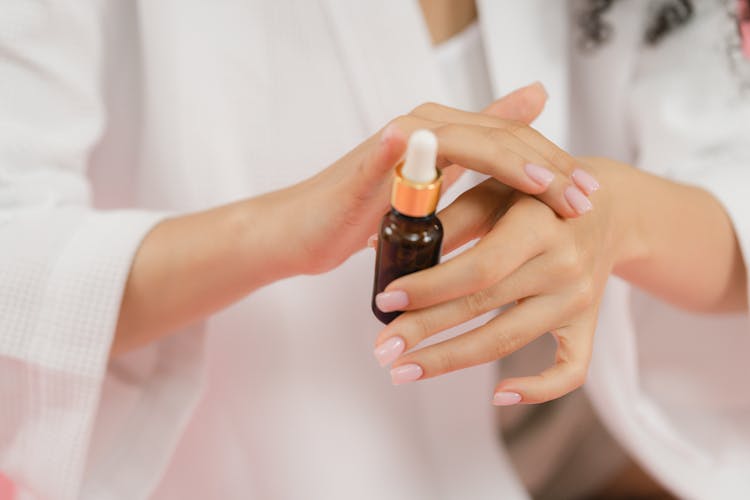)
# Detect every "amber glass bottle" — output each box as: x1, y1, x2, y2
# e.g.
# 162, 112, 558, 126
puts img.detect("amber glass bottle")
372, 130, 443, 324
